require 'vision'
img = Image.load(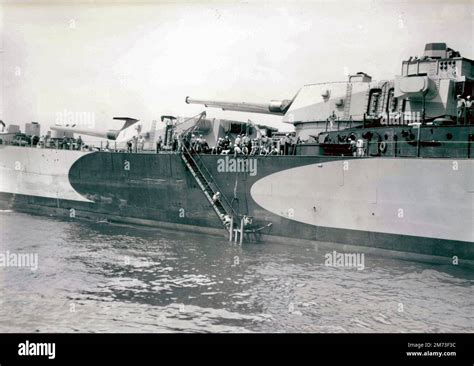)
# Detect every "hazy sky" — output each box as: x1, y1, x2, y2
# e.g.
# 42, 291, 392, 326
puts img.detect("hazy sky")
1, 0, 472, 134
